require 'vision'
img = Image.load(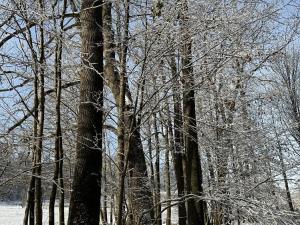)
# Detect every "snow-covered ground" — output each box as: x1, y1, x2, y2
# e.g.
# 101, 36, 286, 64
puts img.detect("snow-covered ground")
0, 203, 178, 225
0, 203, 257, 225
0, 203, 69, 225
